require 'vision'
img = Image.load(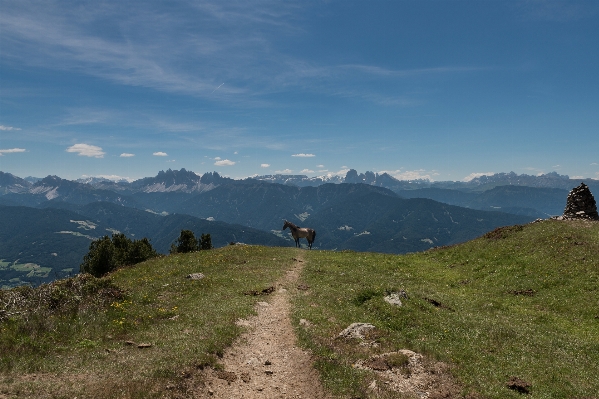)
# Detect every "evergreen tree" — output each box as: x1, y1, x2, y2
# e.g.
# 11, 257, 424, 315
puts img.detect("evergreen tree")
127, 237, 158, 264
170, 229, 199, 254
80, 235, 115, 277
199, 233, 213, 250
80, 234, 158, 277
